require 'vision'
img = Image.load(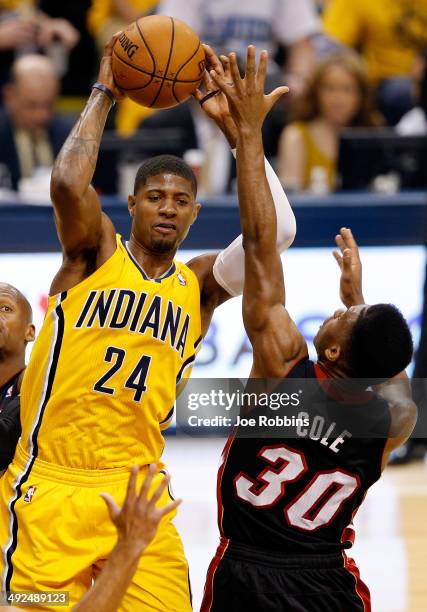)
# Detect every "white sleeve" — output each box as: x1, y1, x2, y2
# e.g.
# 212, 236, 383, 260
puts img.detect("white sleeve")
212, 154, 296, 297
274, 0, 321, 46
156, 0, 202, 32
